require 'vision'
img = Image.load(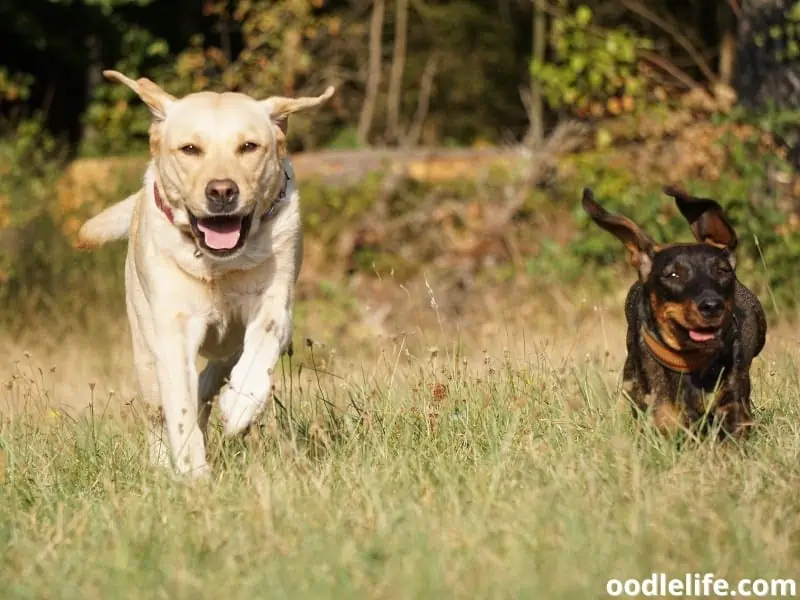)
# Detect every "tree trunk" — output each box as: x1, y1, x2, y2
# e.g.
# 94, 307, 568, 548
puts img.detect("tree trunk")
735, 0, 800, 109
403, 54, 438, 148
386, 0, 408, 145
525, 0, 546, 148
718, 1, 736, 86
357, 0, 386, 147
